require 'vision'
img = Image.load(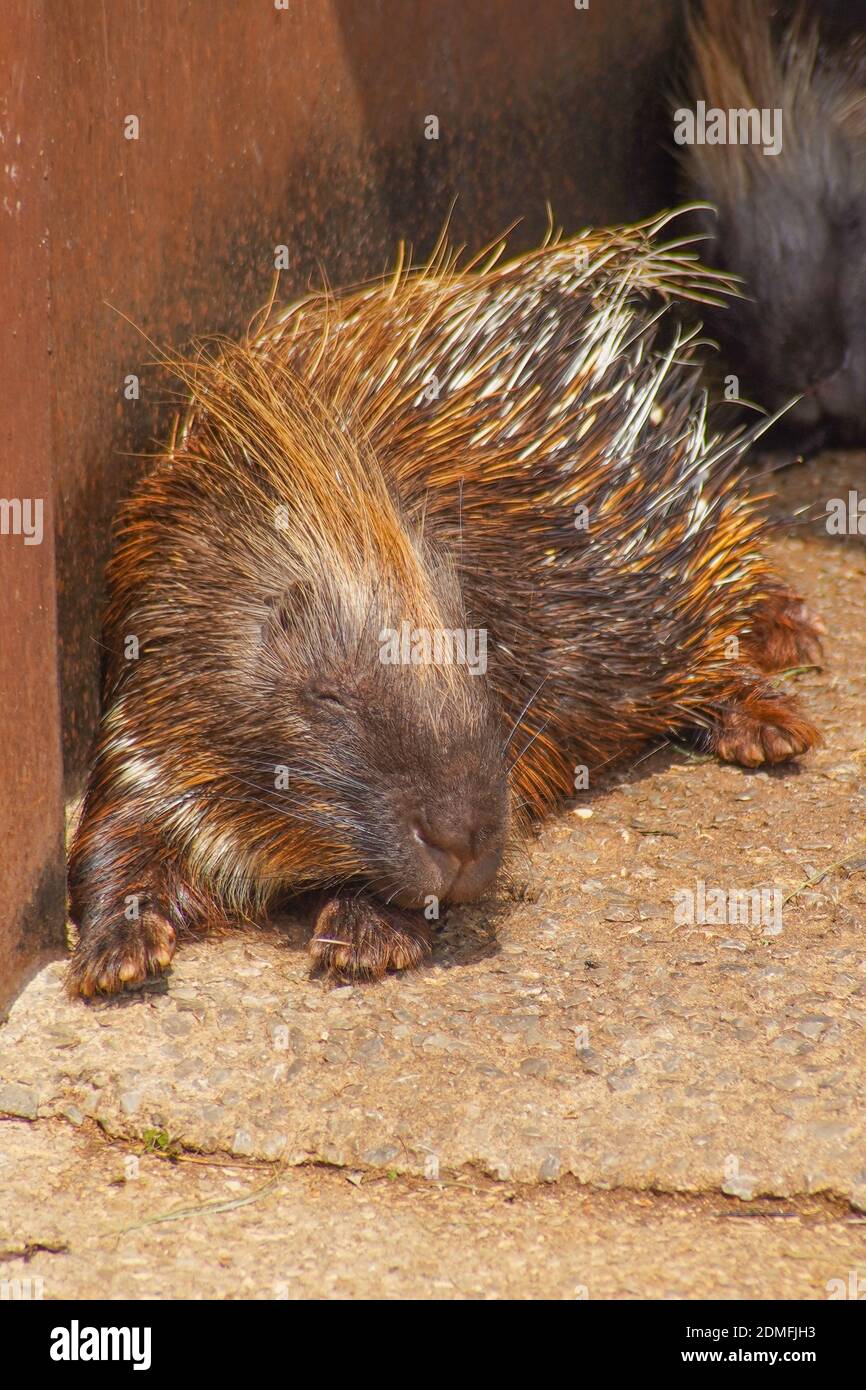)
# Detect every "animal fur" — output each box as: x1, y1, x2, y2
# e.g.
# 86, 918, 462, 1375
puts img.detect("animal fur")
67, 211, 822, 993
678, 0, 866, 443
